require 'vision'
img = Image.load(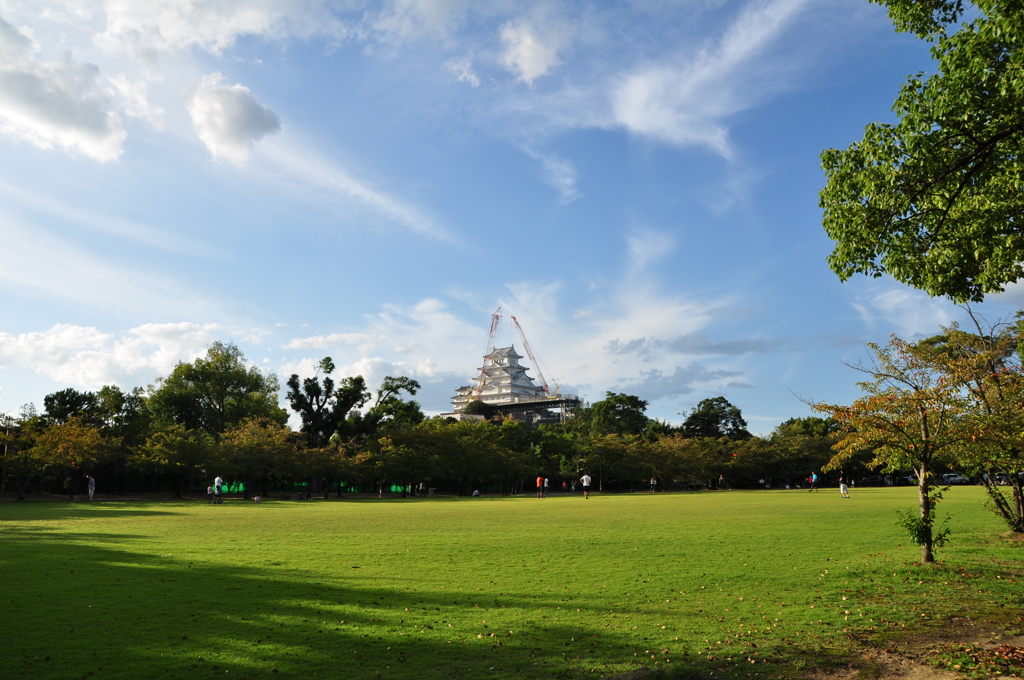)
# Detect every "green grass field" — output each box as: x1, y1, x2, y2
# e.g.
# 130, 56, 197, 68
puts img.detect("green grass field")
2, 487, 1023, 680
